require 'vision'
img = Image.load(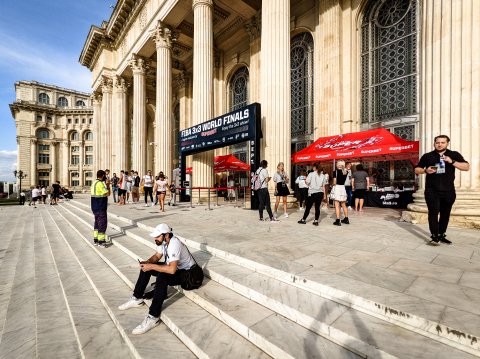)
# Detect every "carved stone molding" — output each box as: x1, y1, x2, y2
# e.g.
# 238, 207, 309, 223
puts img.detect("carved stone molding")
174, 71, 192, 90
129, 54, 148, 75
31, 138, 37, 145
192, 0, 213, 10
101, 76, 113, 93
214, 48, 222, 68
114, 76, 130, 93
245, 13, 261, 41
90, 93, 102, 104
151, 21, 173, 49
